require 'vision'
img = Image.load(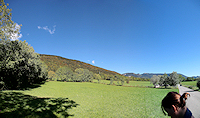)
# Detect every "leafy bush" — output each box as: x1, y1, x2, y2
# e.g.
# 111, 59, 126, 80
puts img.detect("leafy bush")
197, 78, 200, 89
